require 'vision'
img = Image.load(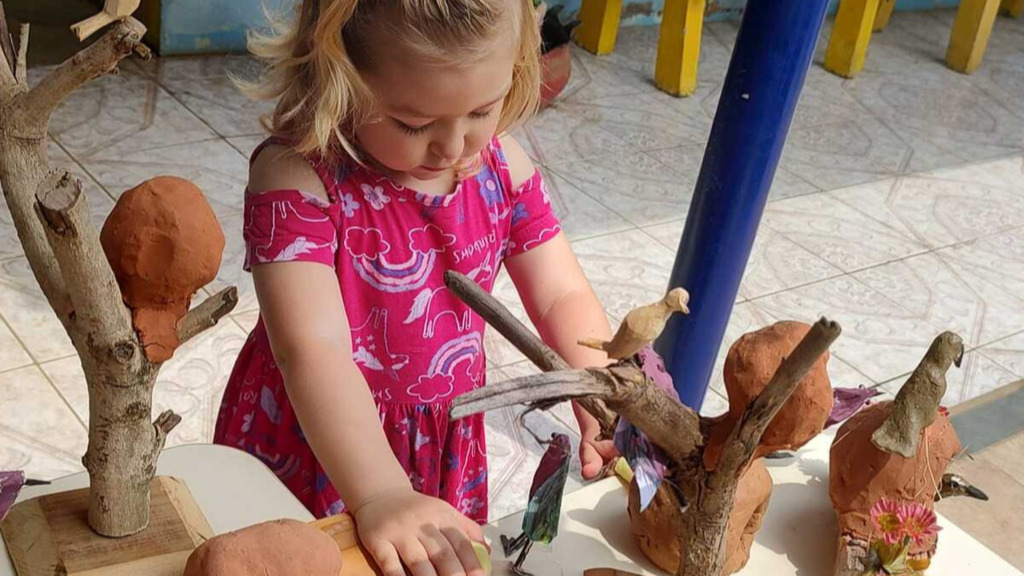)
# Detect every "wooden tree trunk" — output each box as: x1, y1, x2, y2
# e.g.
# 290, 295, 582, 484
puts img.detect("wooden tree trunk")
445, 271, 840, 576
0, 12, 237, 537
